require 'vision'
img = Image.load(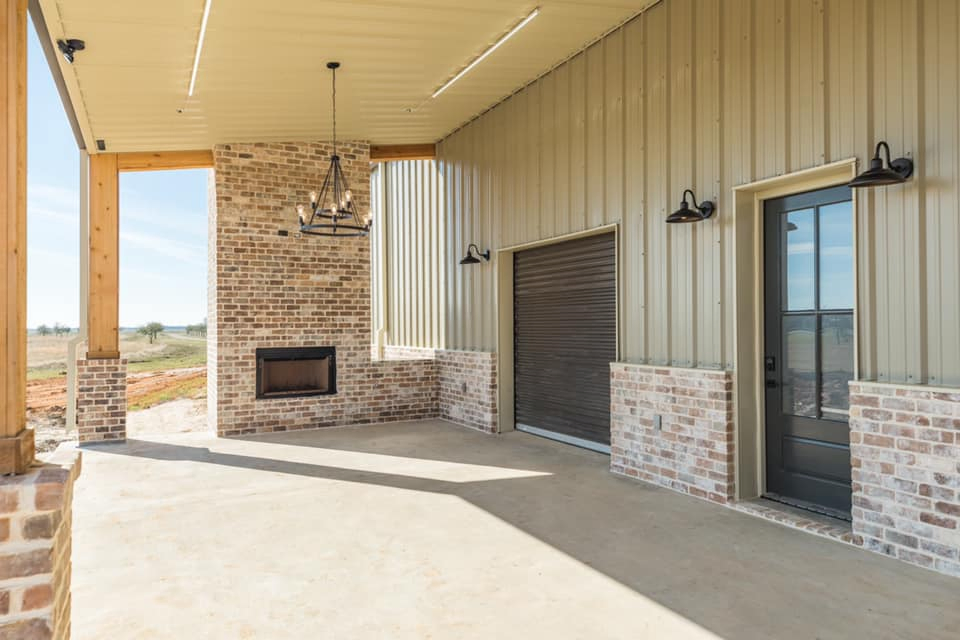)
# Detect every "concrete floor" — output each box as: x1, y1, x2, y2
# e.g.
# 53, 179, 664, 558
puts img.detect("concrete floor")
72, 420, 960, 639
